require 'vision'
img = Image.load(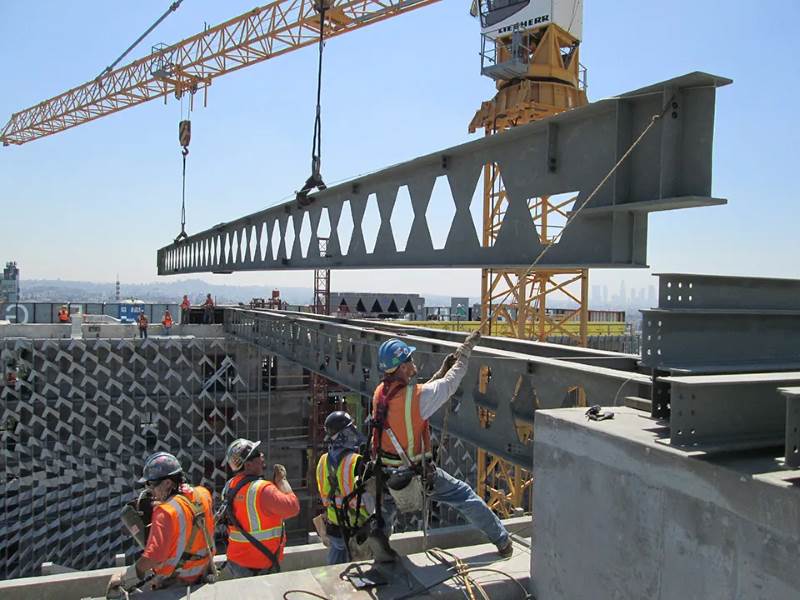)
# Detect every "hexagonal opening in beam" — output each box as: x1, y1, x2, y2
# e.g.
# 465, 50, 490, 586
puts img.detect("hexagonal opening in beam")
426, 176, 457, 250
